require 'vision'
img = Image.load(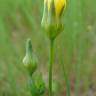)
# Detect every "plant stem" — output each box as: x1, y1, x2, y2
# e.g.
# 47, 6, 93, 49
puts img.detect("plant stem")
49, 39, 54, 96
28, 76, 33, 96
75, 62, 81, 96
62, 63, 71, 96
